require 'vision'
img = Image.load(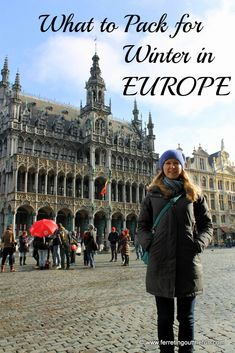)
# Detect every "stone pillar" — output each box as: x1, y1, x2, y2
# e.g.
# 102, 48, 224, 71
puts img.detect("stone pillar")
45, 173, 48, 195
24, 171, 28, 193
72, 176, 76, 198
136, 184, 139, 203
115, 183, 118, 202
71, 214, 75, 231
89, 146, 95, 202
54, 174, 58, 196
63, 176, 66, 197
89, 176, 94, 202
35, 170, 39, 194
12, 212, 16, 234
14, 168, 17, 192
122, 184, 126, 203
129, 184, 132, 203
4, 173, 8, 197
81, 177, 84, 198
